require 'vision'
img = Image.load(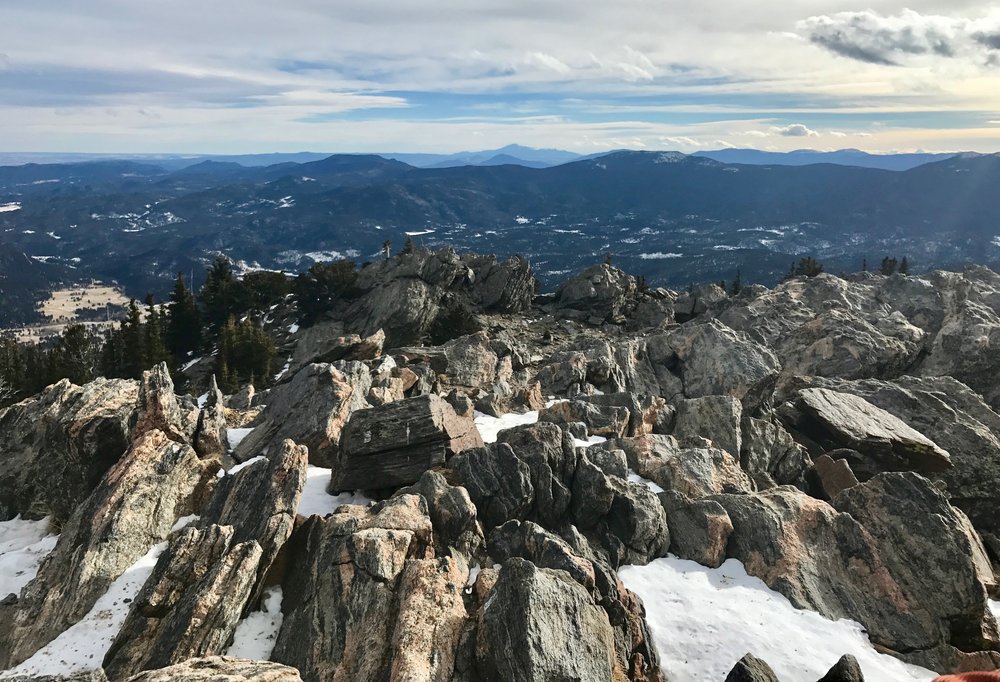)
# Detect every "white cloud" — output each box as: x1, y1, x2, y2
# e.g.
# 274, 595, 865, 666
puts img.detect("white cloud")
772, 123, 820, 137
